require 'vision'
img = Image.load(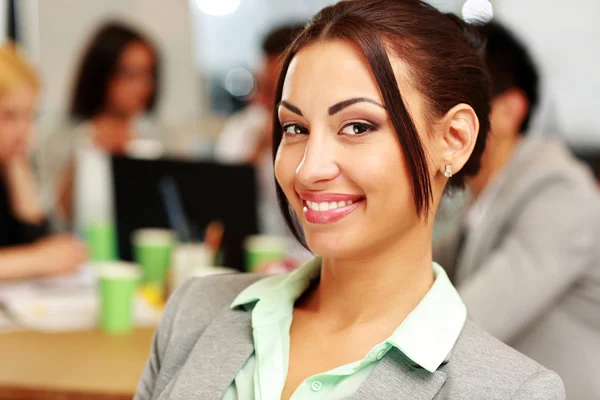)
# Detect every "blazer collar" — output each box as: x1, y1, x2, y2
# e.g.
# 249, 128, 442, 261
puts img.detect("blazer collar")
351, 348, 447, 400
161, 305, 451, 400
163, 305, 254, 400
